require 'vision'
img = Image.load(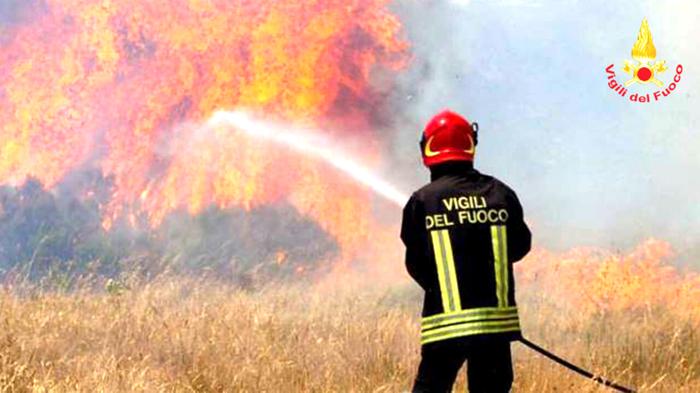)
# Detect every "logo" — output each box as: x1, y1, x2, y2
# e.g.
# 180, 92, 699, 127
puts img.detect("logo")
605, 18, 684, 103
423, 135, 475, 157
423, 136, 440, 157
